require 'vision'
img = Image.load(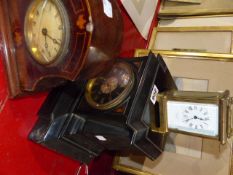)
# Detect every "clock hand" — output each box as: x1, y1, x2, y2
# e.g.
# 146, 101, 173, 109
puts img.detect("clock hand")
42, 28, 61, 45
45, 37, 48, 49
183, 117, 194, 122
195, 116, 209, 121
42, 28, 52, 59
43, 33, 48, 49
42, 28, 49, 49
47, 34, 61, 45
198, 117, 204, 121
45, 31, 61, 45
